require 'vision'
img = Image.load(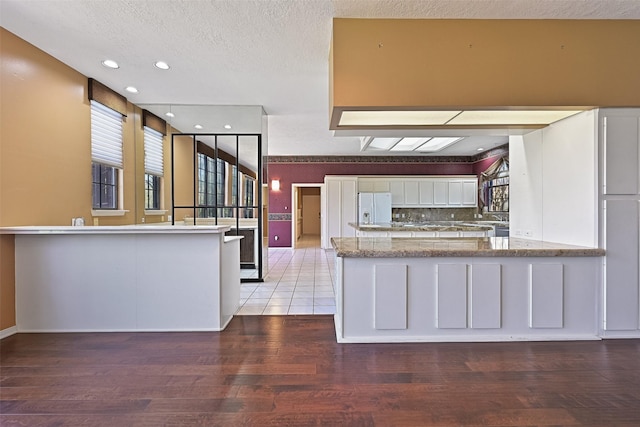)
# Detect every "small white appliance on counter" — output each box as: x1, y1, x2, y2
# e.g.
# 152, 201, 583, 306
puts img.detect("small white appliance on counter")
358, 192, 392, 224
